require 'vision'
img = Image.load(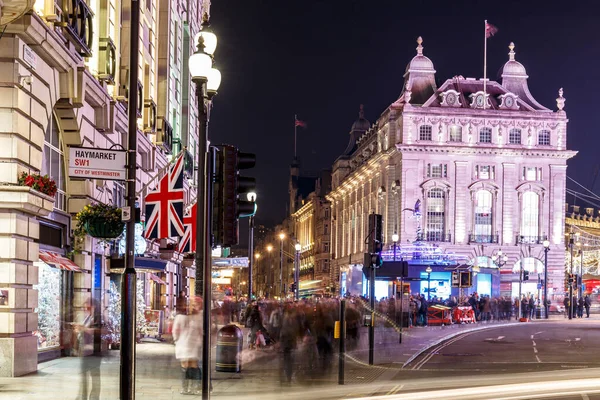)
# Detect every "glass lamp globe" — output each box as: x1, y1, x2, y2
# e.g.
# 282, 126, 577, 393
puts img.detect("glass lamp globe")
279, 233, 285, 240
503, 255, 508, 262
266, 245, 273, 252
247, 191, 257, 202
194, 30, 217, 56
189, 51, 212, 80
492, 255, 498, 262
207, 67, 222, 93
392, 233, 399, 242
295, 243, 301, 252
425, 266, 432, 274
